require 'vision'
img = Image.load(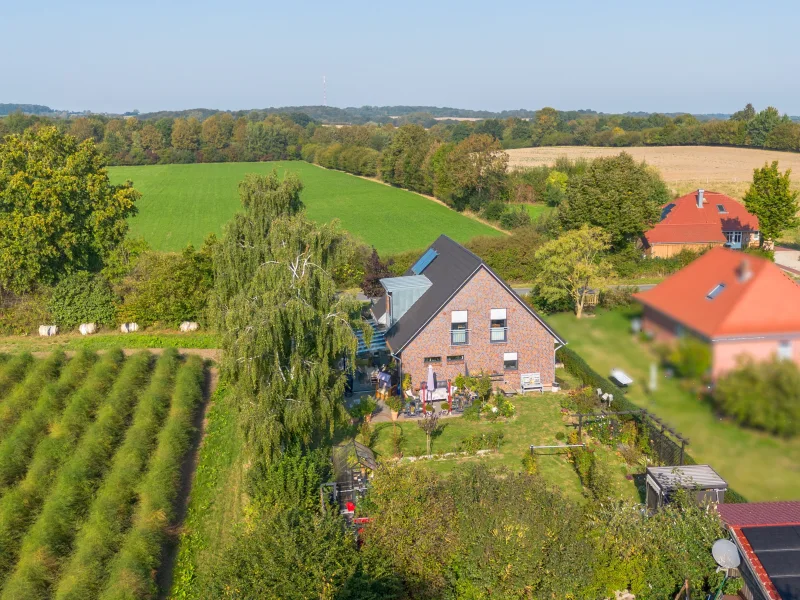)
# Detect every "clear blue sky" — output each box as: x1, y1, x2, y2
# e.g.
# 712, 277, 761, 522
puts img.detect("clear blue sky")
3, 0, 799, 115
